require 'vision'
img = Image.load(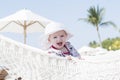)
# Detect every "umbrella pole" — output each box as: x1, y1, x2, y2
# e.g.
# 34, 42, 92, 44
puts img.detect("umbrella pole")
24, 21, 27, 44
24, 29, 26, 44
